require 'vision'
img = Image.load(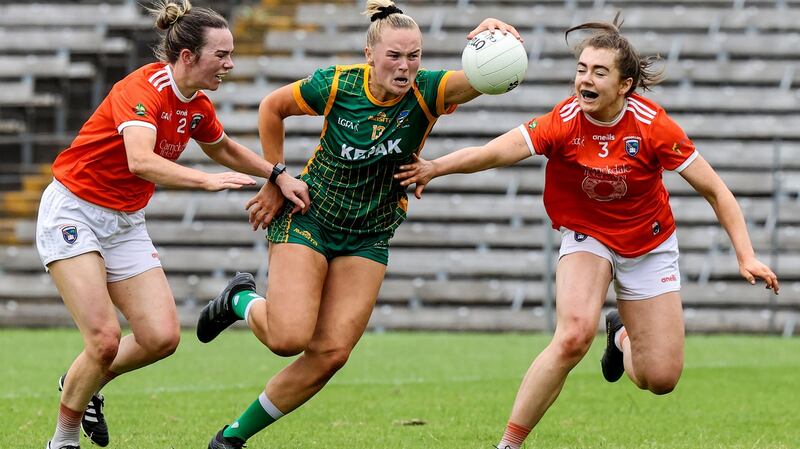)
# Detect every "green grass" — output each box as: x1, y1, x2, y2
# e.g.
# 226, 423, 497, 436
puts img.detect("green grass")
2, 330, 799, 449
